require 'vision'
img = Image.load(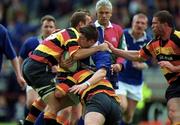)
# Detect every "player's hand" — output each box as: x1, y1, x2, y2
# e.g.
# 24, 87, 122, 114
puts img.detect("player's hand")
59, 54, 74, 69
69, 83, 88, 94
132, 61, 148, 70
17, 75, 27, 90
158, 61, 176, 72
104, 41, 114, 52
111, 64, 123, 73
98, 42, 111, 52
